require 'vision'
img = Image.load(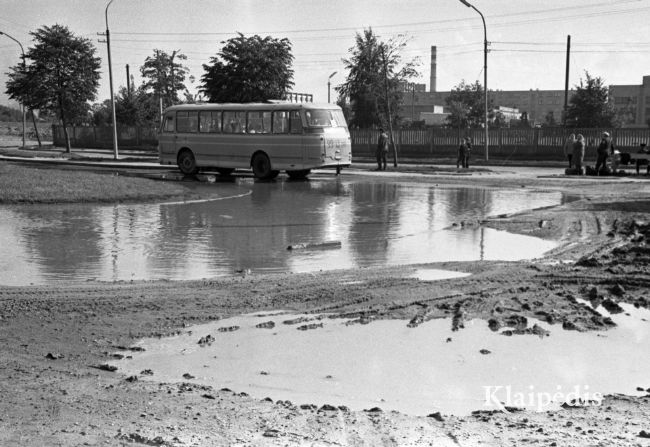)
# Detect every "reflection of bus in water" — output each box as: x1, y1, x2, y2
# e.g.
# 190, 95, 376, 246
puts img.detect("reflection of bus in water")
158, 102, 352, 179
